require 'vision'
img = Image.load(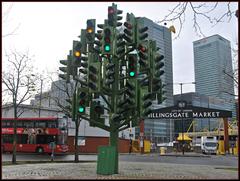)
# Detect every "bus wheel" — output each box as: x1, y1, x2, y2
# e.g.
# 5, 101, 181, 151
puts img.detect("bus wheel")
36, 147, 44, 154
